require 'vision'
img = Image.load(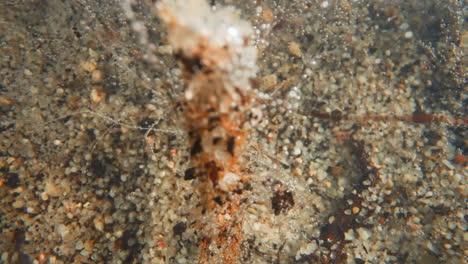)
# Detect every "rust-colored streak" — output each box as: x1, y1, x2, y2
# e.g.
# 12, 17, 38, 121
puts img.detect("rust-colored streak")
307, 111, 466, 127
